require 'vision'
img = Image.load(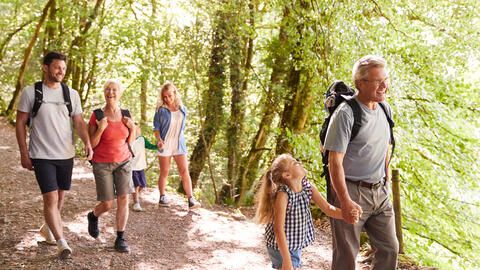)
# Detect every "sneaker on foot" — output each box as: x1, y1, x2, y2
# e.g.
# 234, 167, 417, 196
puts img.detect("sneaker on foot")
114, 237, 130, 253
57, 239, 72, 259
132, 203, 144, 212
87, 211, 99, 239
39, 223, 56, 245
158, 195, 170, 207
188, 197, 201, 209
